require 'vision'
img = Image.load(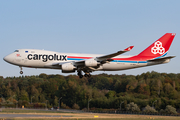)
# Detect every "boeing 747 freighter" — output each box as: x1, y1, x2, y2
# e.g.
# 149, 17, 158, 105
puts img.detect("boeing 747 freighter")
3, 33, 176, 78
